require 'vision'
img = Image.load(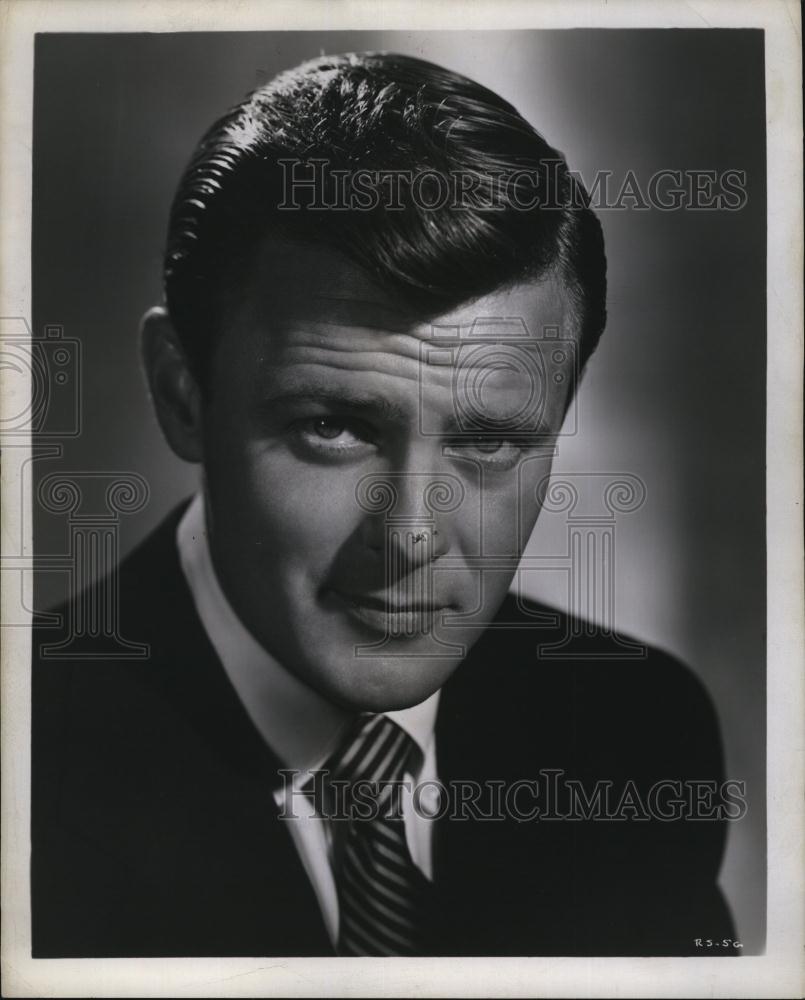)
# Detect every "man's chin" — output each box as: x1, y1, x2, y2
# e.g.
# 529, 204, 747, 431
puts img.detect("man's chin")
304, 653, 463, 714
